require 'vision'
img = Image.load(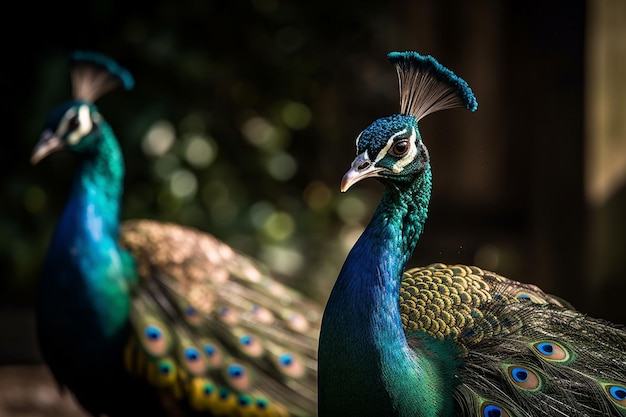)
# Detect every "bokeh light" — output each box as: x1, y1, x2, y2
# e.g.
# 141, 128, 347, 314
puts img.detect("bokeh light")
142, 120, 176, 157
